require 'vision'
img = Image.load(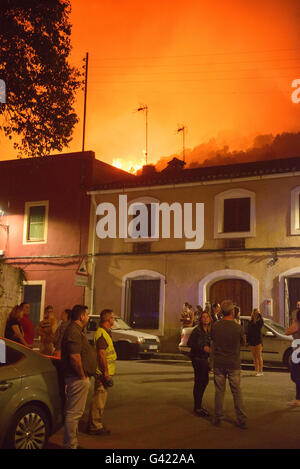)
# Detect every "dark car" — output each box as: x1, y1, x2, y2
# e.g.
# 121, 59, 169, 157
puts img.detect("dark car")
0, 338, 64, 449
